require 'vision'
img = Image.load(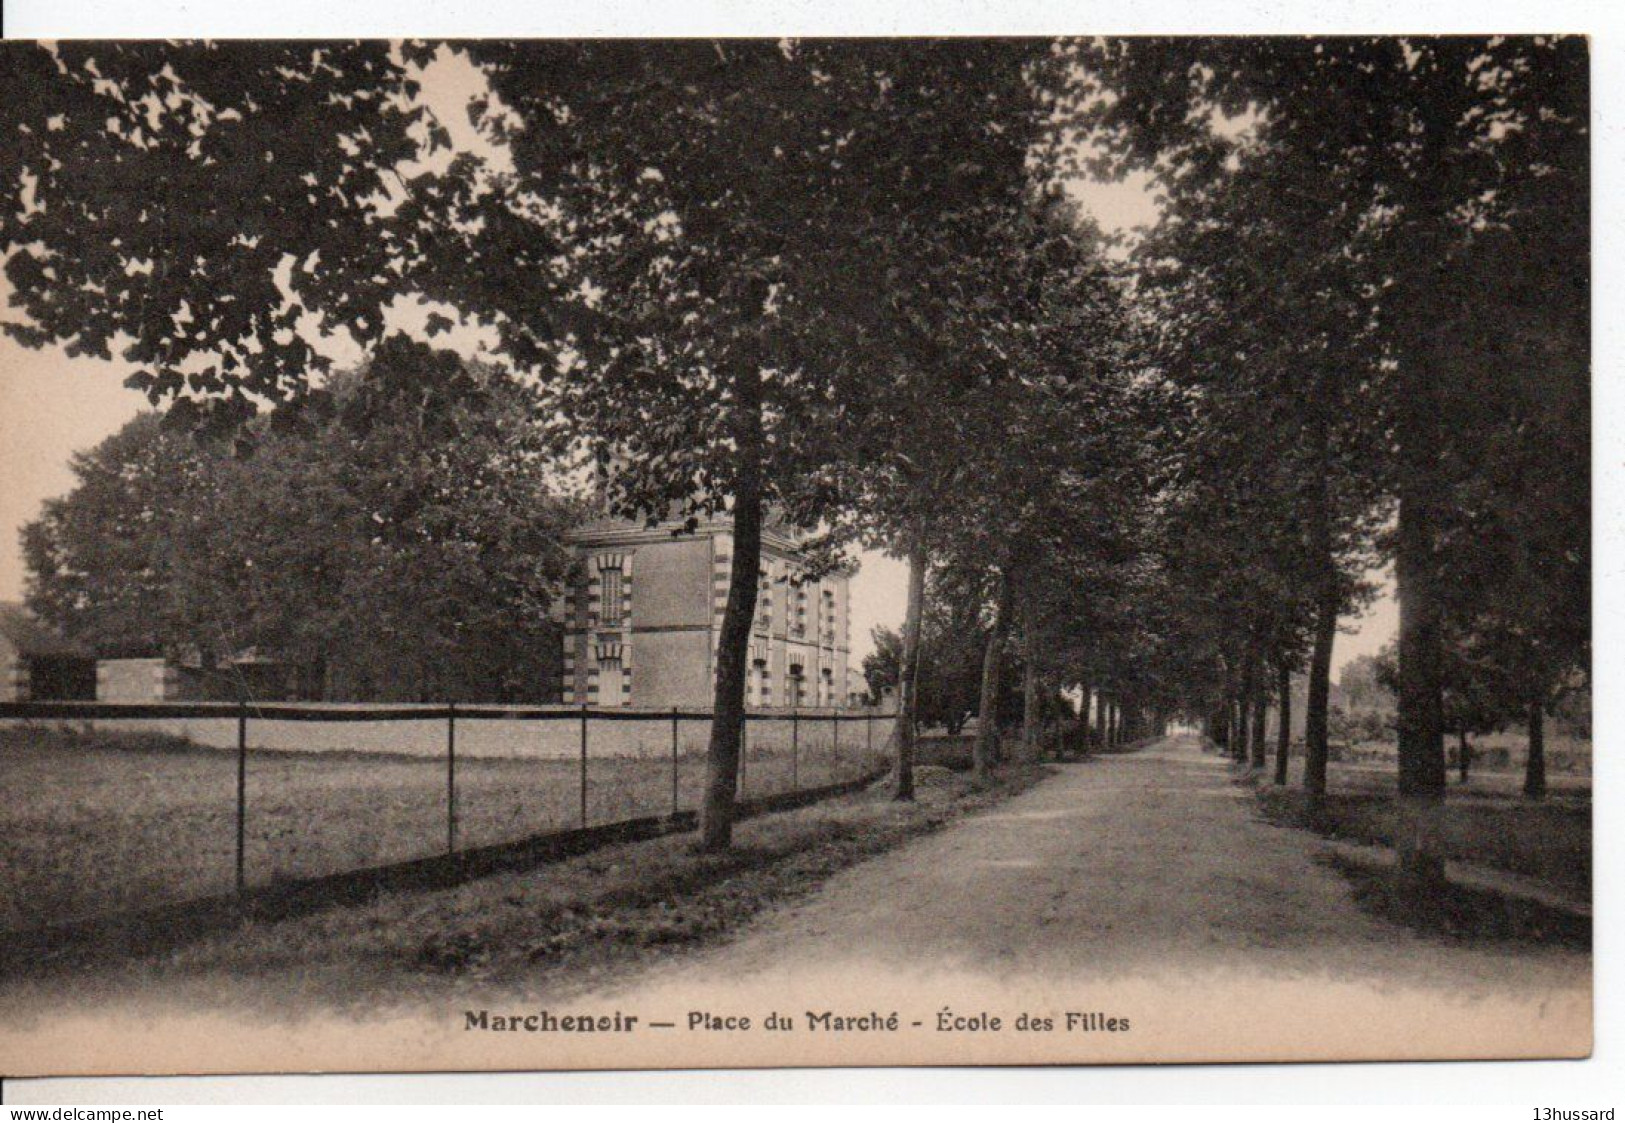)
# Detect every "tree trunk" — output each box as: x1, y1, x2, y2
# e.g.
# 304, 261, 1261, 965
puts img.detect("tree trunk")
1394, 495, 1447, 883
1395, 501, 1446, 798
893, 536, 928, 801
1298, 389, 1343, 810
1020, 596, 1041, 760
1239, 696, 1250, 763
890, 542, 929, 799
1304, 586, 1337, 808
1249, 688, 1267, 770
1381, 110, 1470, 887
1393, 358, 1448, 885
698, 368, 765, 852
1274, 661, 1292, 786
1232, 671, 1251, 764
973, 569, 1010, 779
1457, 728, 1471, 784
1523, 700, 1546, 800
